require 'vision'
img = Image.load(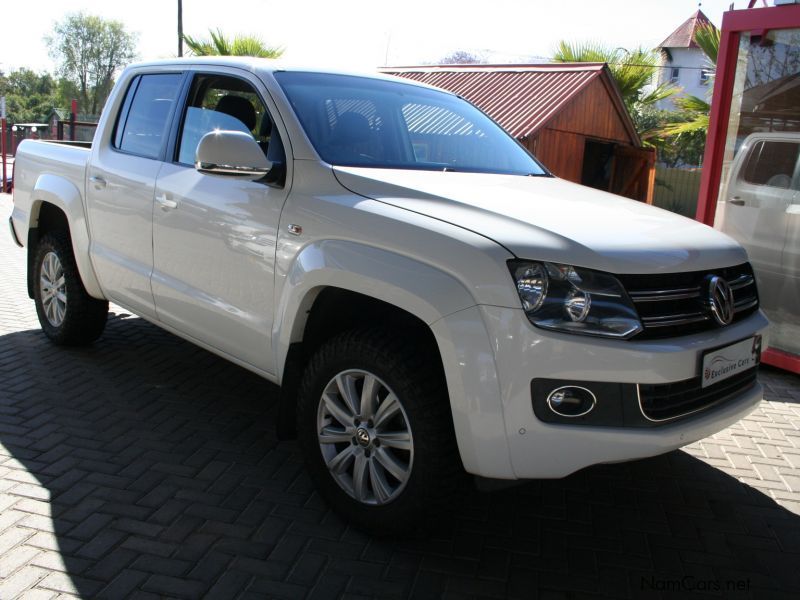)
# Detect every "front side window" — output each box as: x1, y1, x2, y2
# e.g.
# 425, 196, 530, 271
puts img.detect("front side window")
176, 74, 277, 165
275, 71, 545, 176
114, 73, 182, 159
741, 141, 800, 189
